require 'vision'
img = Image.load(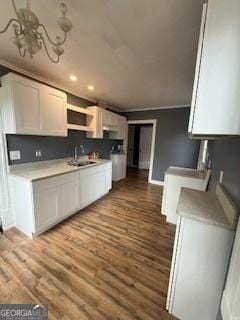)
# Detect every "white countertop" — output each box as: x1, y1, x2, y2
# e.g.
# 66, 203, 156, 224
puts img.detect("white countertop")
166, 166, 208, 180
9, 157, 112, 182
177, 186, 239, 230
